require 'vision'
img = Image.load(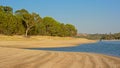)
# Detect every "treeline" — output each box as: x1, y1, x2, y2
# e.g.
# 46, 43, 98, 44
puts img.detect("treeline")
101, 33, 120, 40
76, 33, 103, 40
0, 6, 77, 37
76, 32, 120, 40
